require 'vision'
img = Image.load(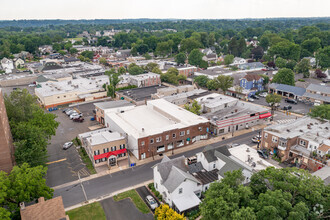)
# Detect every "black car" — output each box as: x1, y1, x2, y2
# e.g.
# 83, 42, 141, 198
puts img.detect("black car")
285, 98, 297, 104
250, 95, 259, 99
257, 150, 268, 159
282, 105, 292, 110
